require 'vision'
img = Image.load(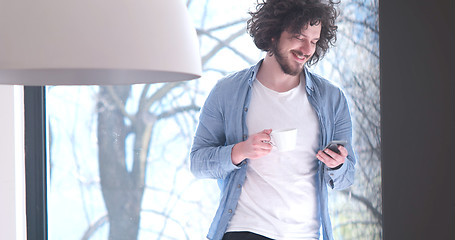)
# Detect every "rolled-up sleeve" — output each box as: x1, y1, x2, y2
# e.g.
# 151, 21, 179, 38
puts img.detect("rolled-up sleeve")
190, 83, 240, 179
324, 90, 356, 190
